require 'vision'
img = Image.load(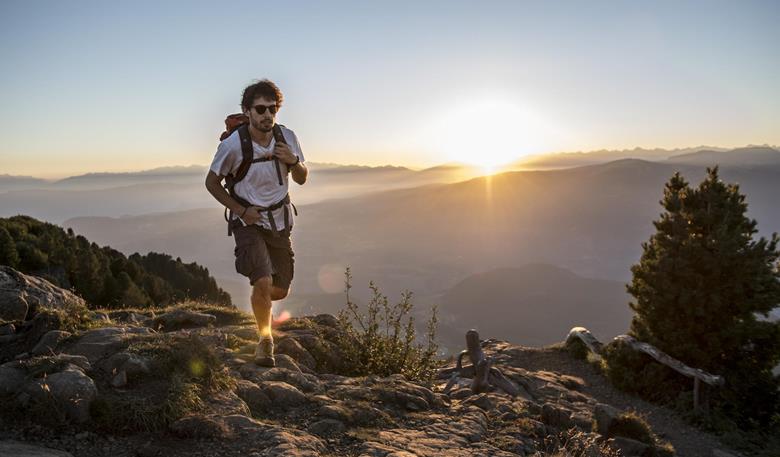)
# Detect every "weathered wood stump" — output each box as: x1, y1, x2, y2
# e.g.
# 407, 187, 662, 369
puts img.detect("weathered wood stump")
441, 329, 519, 397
